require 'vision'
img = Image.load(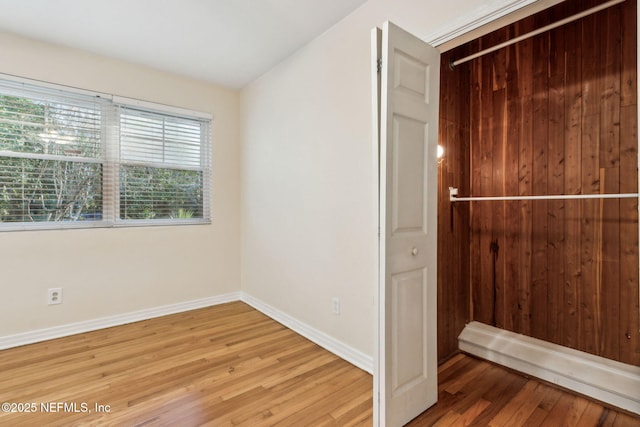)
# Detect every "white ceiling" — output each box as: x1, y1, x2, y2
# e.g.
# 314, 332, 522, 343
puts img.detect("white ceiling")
0, 0, 368, 88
